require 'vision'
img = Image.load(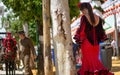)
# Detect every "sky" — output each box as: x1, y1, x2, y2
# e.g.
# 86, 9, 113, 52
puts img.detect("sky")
0, 2, 6, 38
